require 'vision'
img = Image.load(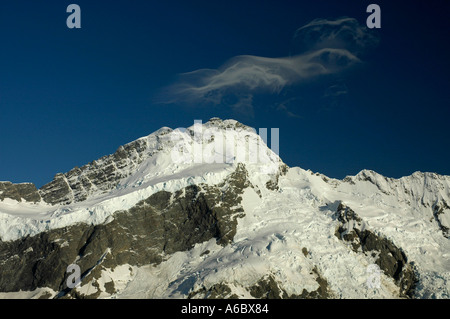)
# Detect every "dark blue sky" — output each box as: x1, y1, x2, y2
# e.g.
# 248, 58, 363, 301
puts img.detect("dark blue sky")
0, 1, 449, 187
